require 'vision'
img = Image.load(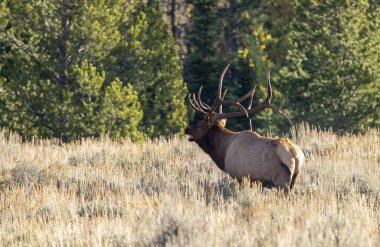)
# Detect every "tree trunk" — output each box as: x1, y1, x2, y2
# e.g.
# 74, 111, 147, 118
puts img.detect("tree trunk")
171, 0, 176, 38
